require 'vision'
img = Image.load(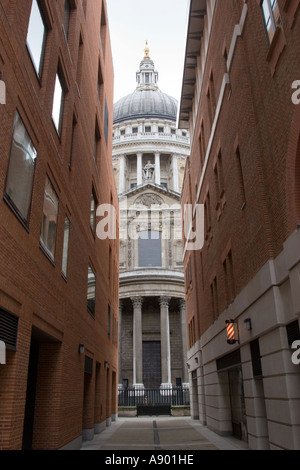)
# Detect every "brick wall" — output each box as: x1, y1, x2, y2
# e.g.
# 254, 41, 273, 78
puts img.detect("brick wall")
0, 0, 119, 449
182, 0, 300, 339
